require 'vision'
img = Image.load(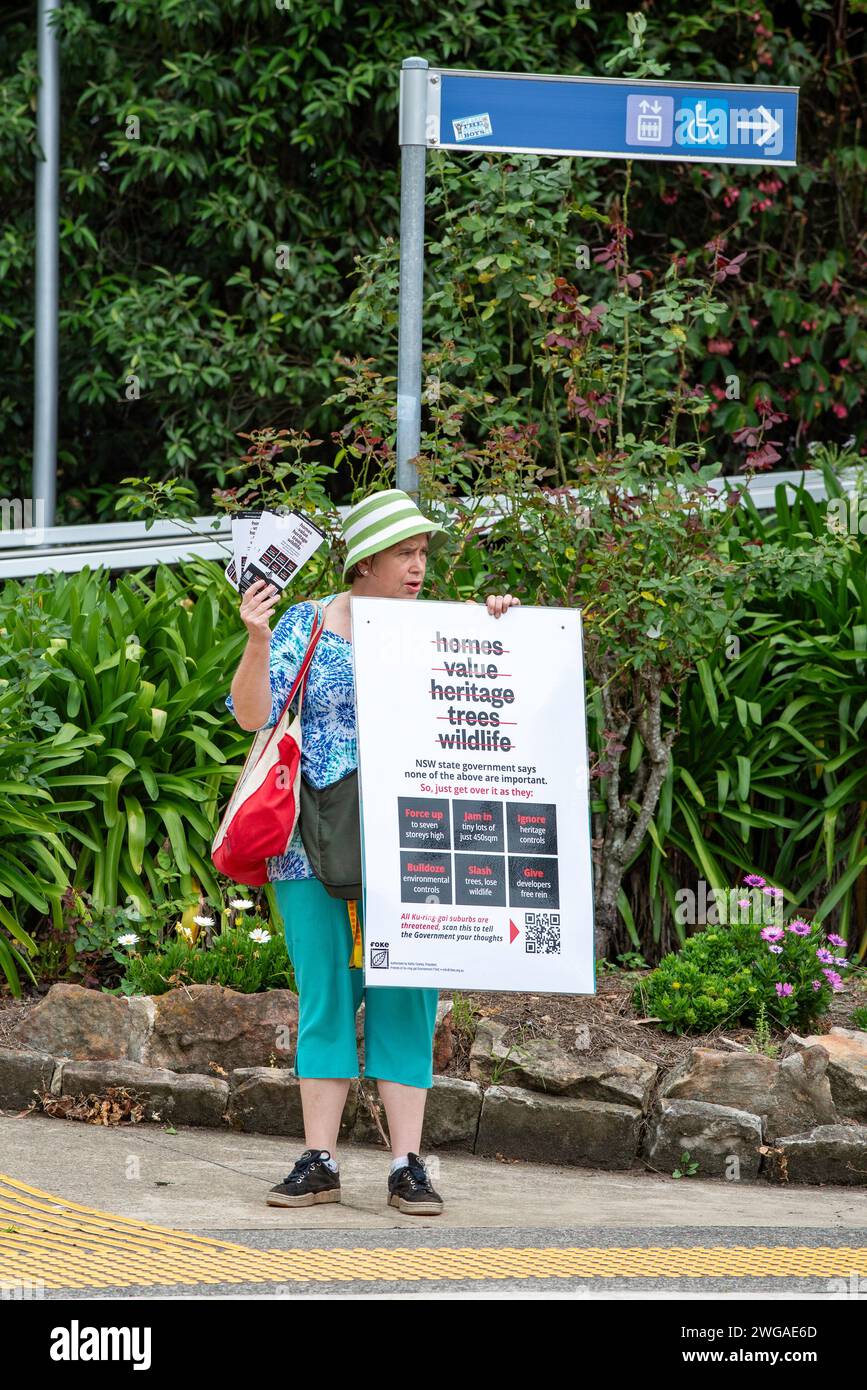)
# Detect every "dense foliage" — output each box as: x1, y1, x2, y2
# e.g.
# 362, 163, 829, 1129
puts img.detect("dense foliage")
4, 459, 867, 992
635, 874, 854, 1032
0, 0, 863, 513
